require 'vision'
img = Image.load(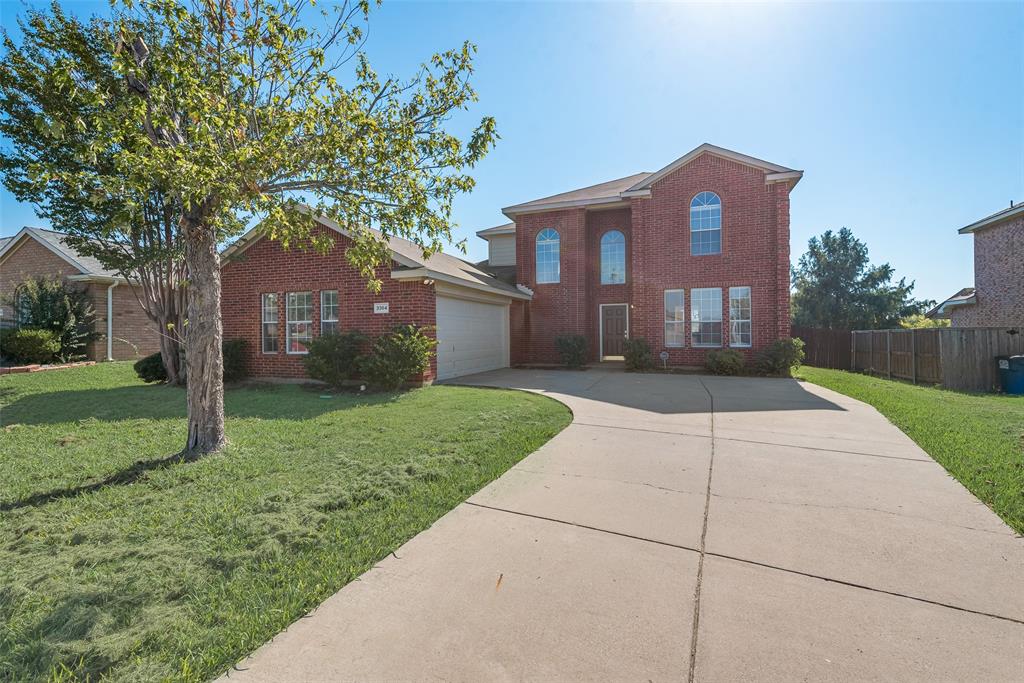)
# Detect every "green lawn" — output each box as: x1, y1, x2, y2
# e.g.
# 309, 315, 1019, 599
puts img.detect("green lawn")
797, 366, 1024, 535
0, 363, 570, 682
